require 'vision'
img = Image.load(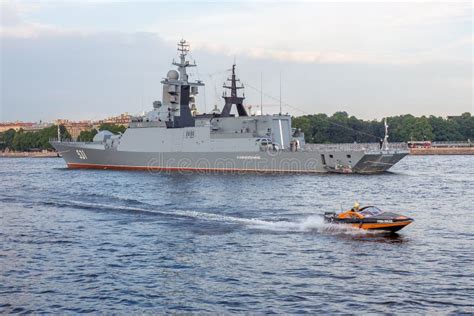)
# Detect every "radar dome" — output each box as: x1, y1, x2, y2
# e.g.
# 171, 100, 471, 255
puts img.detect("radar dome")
167, 70, 179, 80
